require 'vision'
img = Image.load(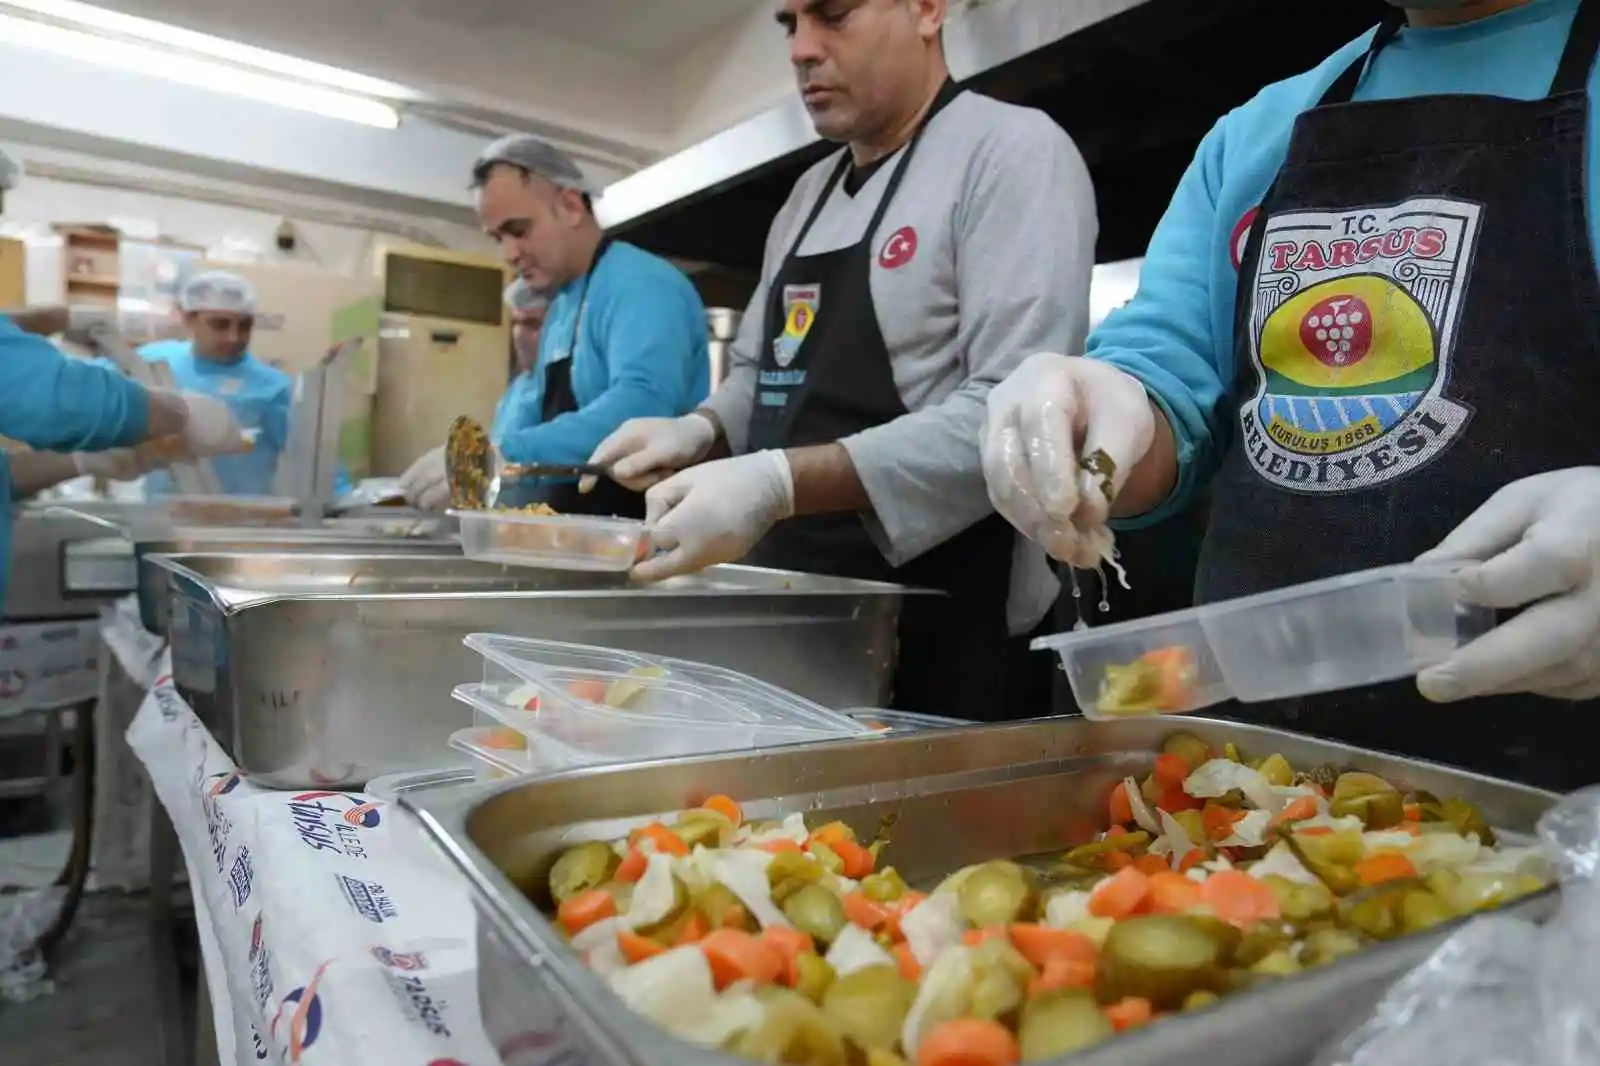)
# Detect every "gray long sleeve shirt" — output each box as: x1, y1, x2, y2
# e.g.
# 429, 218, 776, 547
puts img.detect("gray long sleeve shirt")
702, 91, 1097, 632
